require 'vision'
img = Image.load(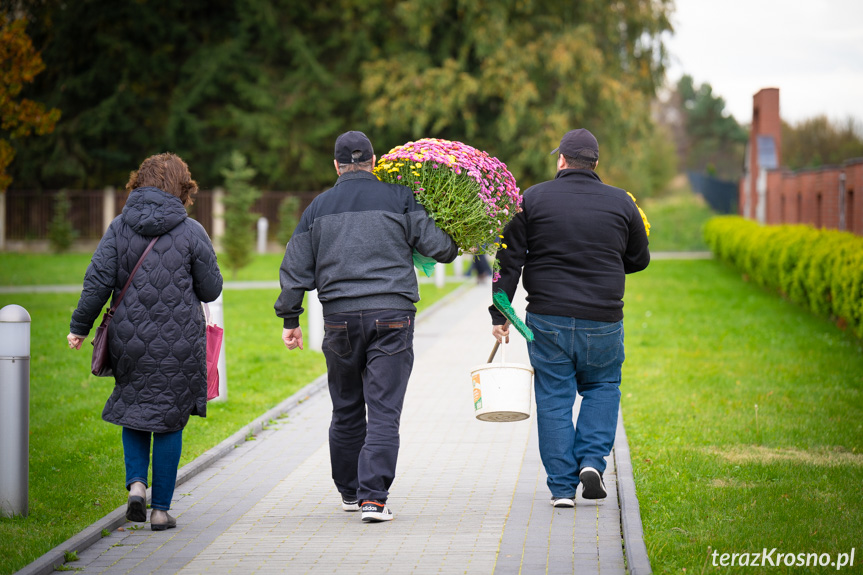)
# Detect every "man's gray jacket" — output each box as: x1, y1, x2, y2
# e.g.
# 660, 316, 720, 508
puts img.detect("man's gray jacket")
275, 171, 458, 329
